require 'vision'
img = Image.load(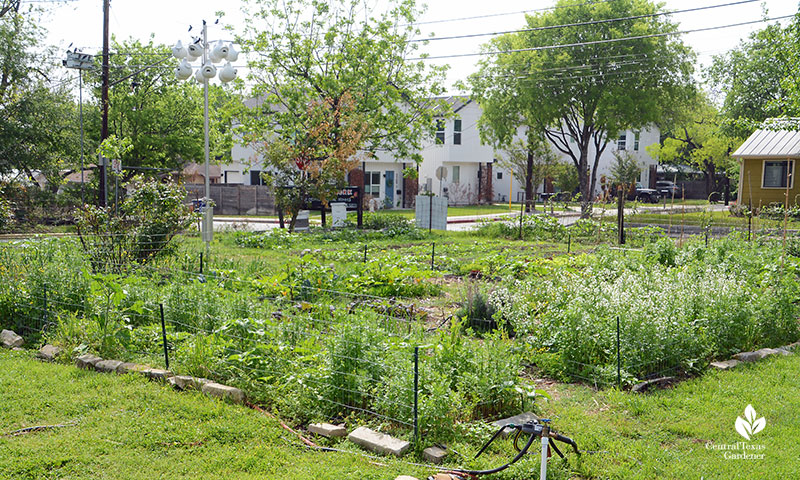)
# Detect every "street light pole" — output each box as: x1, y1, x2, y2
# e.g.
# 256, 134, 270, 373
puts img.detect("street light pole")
172, 21, 238, 254
202, 20, 211, 251
63, 50, 94, 206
